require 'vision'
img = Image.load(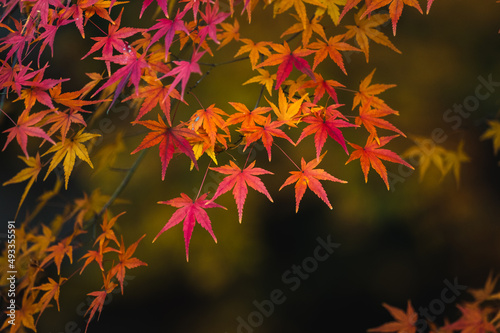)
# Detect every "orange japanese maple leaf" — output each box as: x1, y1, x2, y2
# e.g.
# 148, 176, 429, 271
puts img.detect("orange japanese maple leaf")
109, 234, 147, 293
345, 135, 413, 190
356, 103, 405, 141
280, 152, 346, 212
188, 104, 230, 146
226, 102, 271, 128
367, 301, 417, 333
308, 35, 360, 73
42, 109, 87, 143
234, 39, 272, 69
218, 18, 240, 49
240, 115, 295, 161
94, 211, 124, 249
43, 128, 100, 189
281, 14, 326, 47
131, 115, 199, 179
210, 160, 273, 223
300, 73, 344, 103
40, 236, 73, 275
344, 8, 401, 62
361, 0, 423, 36
153, 193, 226, 261
442, 304, 497, 333
272, 0, 325, 29
296, 105, 357, 158
256, 41, 315, 90
2, 109, 54, 158
85, 271, 117, 333
33, 277, 67, 323
353, 69, 397, 110
79, 245, 117, 274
